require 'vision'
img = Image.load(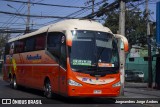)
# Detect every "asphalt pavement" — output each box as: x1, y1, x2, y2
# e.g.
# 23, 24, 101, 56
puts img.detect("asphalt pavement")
0, 75, 159, 107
